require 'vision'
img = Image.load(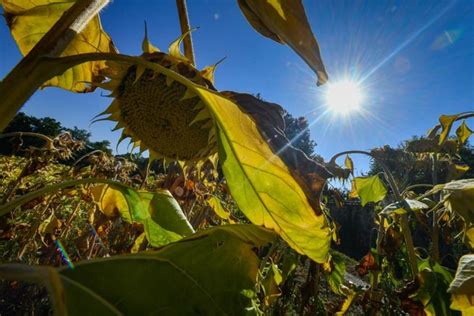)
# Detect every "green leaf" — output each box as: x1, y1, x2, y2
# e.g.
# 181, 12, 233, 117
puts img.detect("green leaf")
325, 252, 347, 296
271, 263, 283, 285
195, 87, 331, 263
456, 120, 473, 145
261, 261, 283, 306
413, 260, 454, 316
448, 254, 474, 314
280, 251, 298, 279
38, 213, 61, 237
352, 175, 387, 206
1, 0, 117, 92
92, 184, 194, 247
439, 114, 459, 145
0, 177, 193, 248
207, 195, 234, 223
130, 232, 147, 253
0, 225, 274, 315
0, 264, 68, 316
237, 0, 328, 85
